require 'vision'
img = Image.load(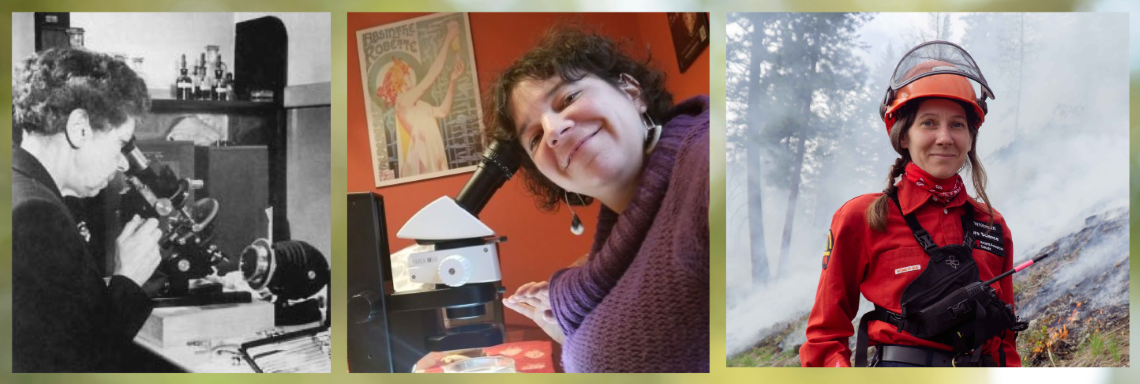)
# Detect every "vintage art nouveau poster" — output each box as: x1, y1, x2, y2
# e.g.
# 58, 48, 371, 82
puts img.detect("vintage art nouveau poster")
356, 12, 484, 186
